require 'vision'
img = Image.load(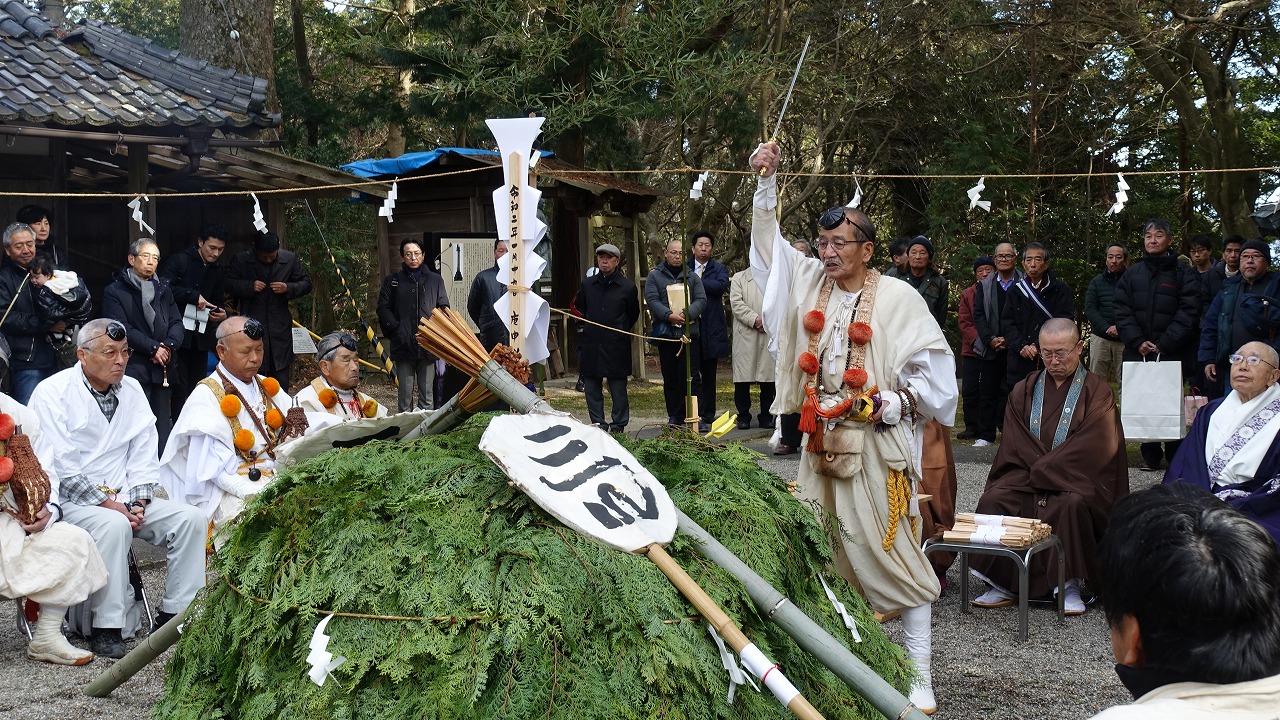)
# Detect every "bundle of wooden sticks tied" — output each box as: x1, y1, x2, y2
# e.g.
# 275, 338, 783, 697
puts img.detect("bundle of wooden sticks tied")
942, 513, 1053, 548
